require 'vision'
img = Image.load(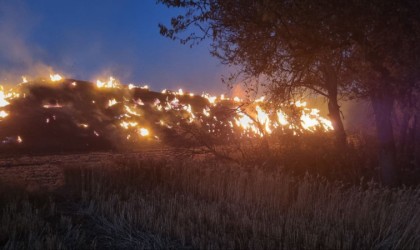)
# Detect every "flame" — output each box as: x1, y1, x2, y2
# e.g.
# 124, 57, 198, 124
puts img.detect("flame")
233, 96, 242, 102
108, 99, 118, 107
300, 109, 333, 131
256, 106, 272, 134
139, 128, 149, 137
96, 76, 119, 88
203, 93, 217, 105
50, 74, 63, 82
21, 76, 28, 83
0, 75, 335, 147
135, 98, 145, 106
43, 103, 63, 109
0, 90, 10, 108
0, 110, 8, 118
255, 96, 265, 103
235, 111, 261, 136
203, 106, 210, 117
124, 105, 141, 116
277, 110, 289, 126
295, 100, 307, 107
120, 121, 138, 129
